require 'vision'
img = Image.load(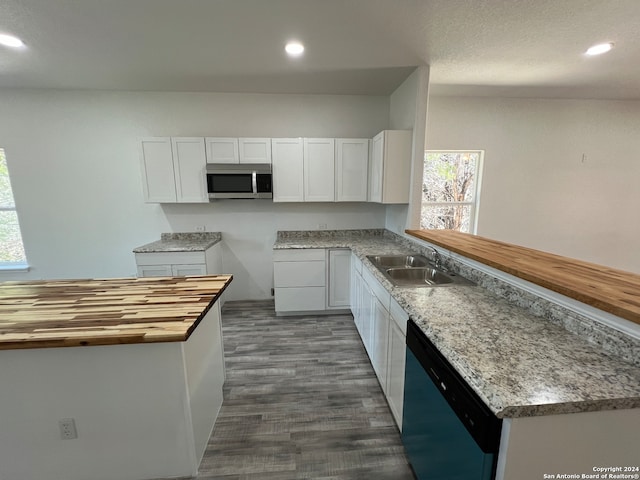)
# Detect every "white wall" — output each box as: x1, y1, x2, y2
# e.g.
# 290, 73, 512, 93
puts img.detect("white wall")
426, 96, 640, 274
0, 89, 389, 298
385, 66, 430, 235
